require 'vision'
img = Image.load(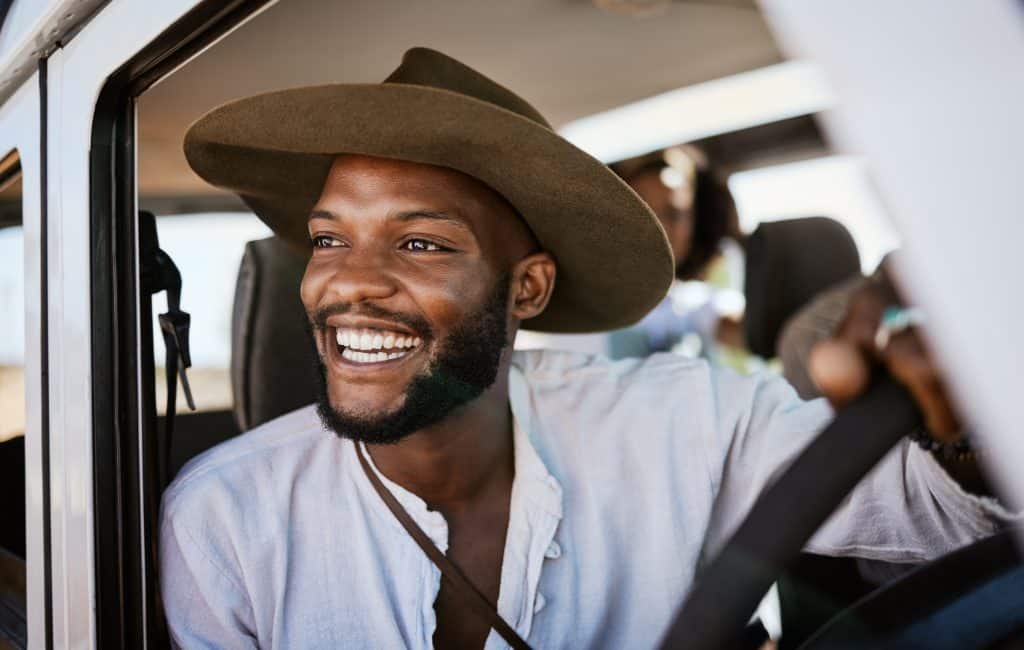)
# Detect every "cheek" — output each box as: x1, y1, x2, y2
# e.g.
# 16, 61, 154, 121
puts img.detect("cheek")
406, 272, 492, 331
